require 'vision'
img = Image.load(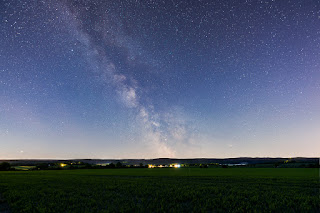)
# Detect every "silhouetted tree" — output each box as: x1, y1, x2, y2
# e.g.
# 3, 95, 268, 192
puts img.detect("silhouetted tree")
307, 163, 319, 168
69, 165, 76, 170
84, 163, 92, 169
36, 163, 49, 170
116, 162, 123, 168
200, 164, 208, 168
0, 162, 11, 171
